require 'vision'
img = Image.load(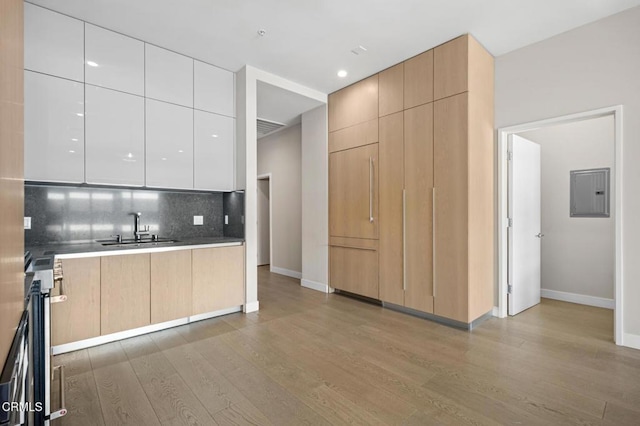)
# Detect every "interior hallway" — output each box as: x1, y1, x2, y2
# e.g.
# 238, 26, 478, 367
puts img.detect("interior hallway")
53, 266, 640, 425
